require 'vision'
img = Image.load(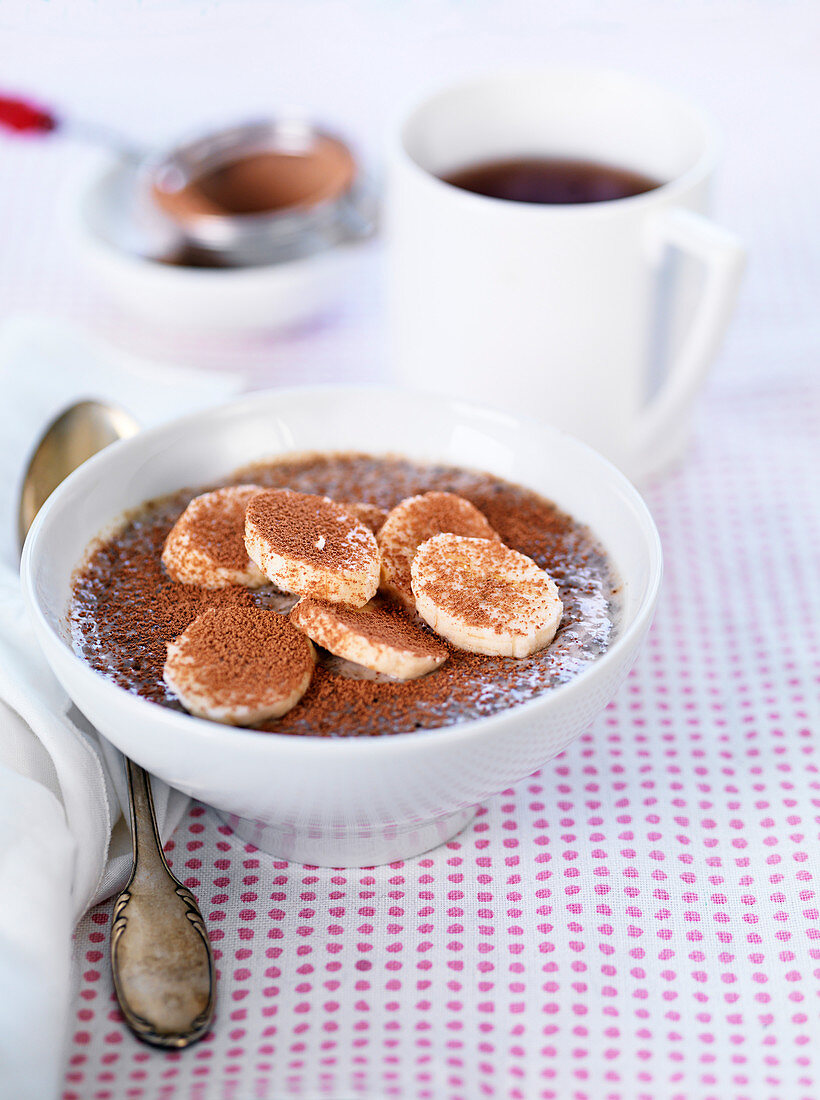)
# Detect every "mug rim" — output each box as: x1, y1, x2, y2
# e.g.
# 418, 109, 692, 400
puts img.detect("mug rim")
392, 64, 721, 215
